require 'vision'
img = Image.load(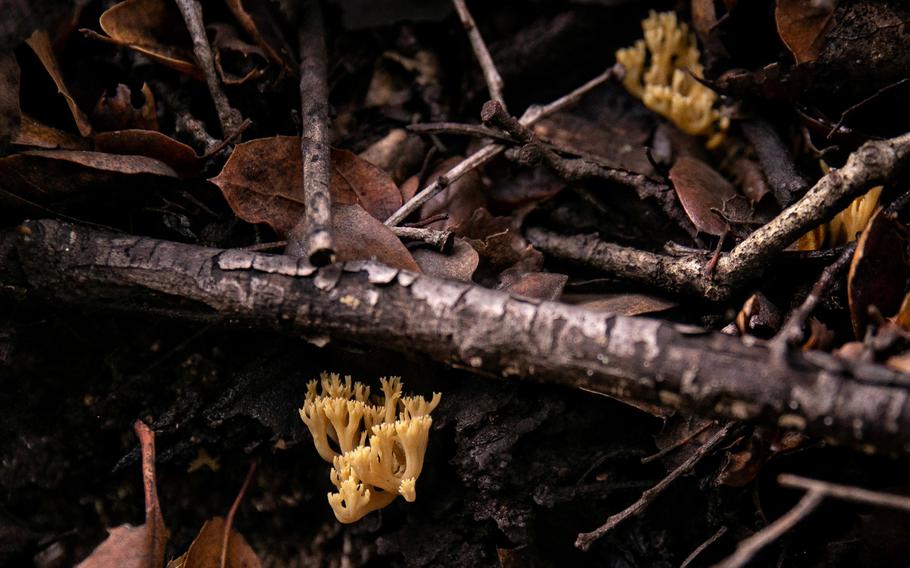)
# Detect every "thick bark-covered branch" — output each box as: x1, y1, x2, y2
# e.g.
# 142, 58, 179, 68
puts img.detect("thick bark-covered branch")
5, 220, 910, 455
530, 132, 910, 301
